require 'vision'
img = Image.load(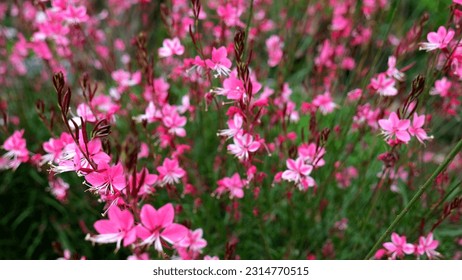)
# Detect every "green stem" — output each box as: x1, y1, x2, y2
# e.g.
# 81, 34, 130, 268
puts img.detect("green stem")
244, 0, 254, 46
364, 137, 462, 259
